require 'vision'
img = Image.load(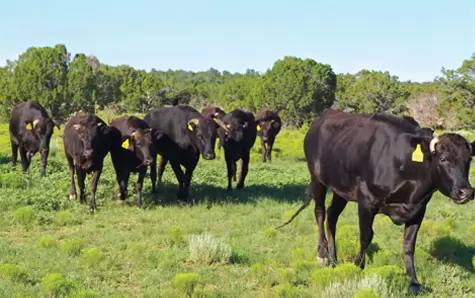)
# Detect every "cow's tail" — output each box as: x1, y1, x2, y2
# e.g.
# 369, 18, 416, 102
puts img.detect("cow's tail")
275, 185, 314, 229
